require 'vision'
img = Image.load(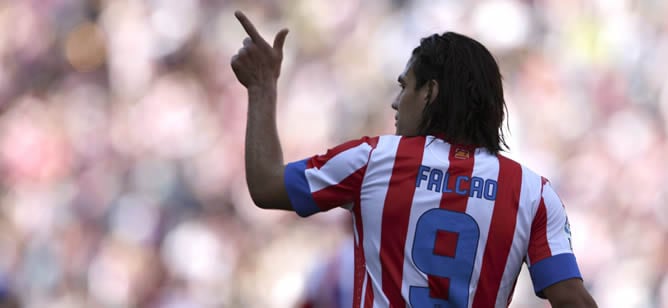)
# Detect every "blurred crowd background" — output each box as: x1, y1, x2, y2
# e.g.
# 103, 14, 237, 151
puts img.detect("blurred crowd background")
0, 0, 666, 307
